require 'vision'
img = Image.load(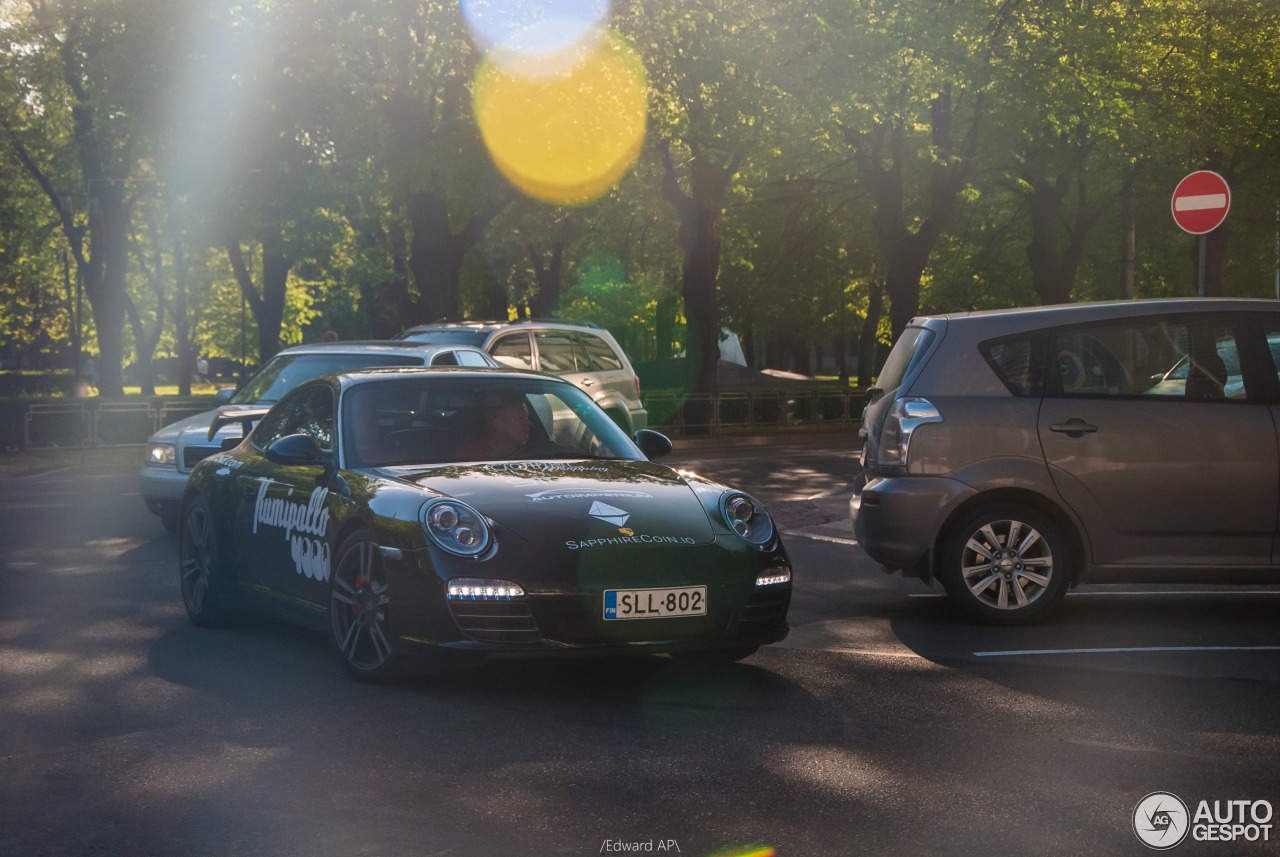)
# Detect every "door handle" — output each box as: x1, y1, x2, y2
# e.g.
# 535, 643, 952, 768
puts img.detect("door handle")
580, 378, 595, 387
1049, 419, 1098, 438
